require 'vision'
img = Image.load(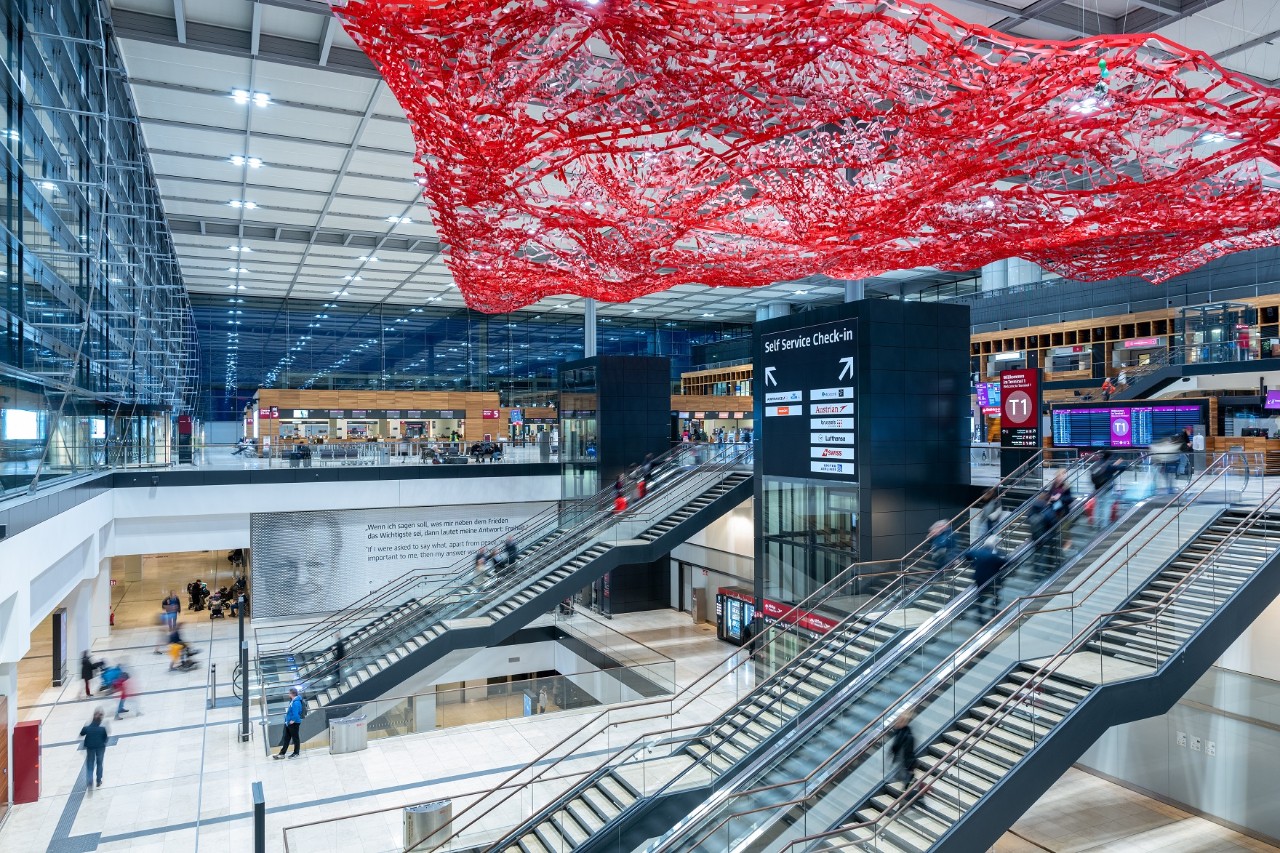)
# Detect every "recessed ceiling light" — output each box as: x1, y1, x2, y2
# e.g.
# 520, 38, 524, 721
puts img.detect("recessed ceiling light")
227, 267, 249, 273
330, 289, 349, 296
343, 275, 362, 281
227, 245, 252, 252
358, 255, 379, 263
386, 216, 413, 225
229, 200, 258, 209
230, 155, 264, 168
702, 312, 715, 317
